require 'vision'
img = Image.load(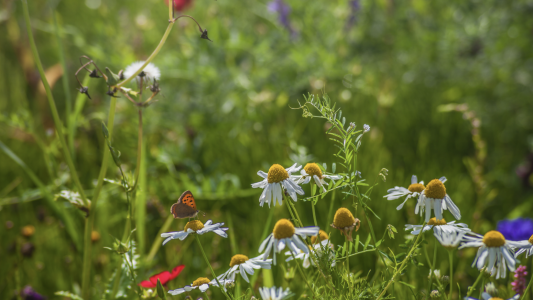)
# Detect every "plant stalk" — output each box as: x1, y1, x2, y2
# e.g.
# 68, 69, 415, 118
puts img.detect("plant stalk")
376, 222, 427, 300
195, 235, 233, 300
